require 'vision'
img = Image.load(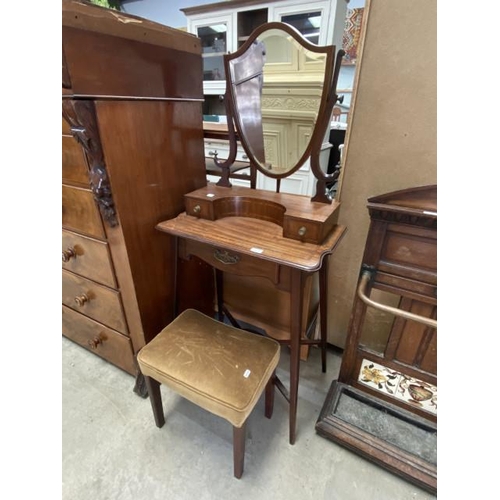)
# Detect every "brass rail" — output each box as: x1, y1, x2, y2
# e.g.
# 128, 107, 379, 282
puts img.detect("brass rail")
358, 270, 437, 329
